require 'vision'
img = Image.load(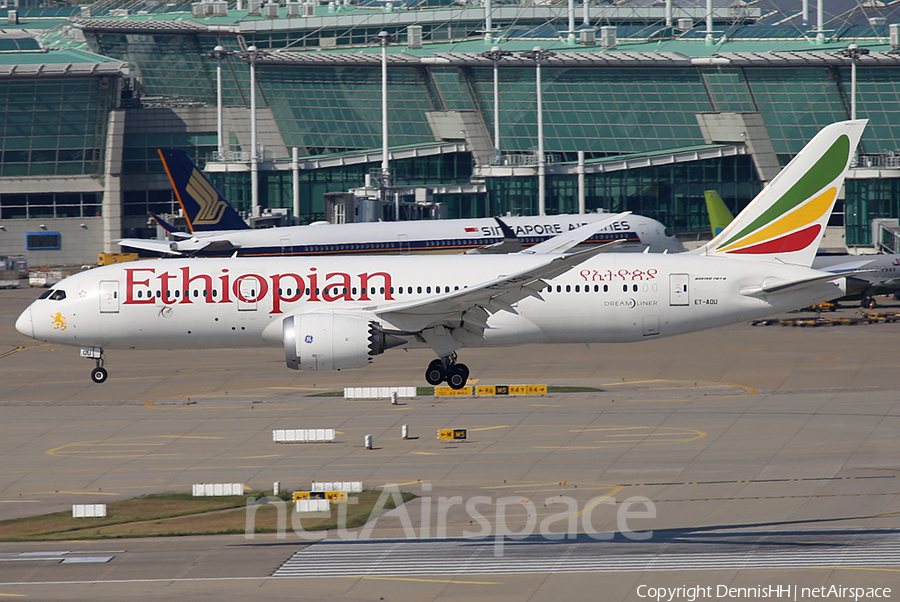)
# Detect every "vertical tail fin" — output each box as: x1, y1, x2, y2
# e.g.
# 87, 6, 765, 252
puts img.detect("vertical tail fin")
704, 190, 734, 237
697, 120, 866, 266
158, 149, 250, 232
